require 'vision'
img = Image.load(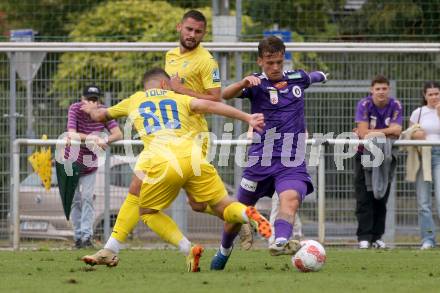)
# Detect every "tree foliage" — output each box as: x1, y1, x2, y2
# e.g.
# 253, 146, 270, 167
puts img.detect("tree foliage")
339, 0, 440, 40
242, 0, 343, 41
51, 0, 207, 107
0, 0, 105, 40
